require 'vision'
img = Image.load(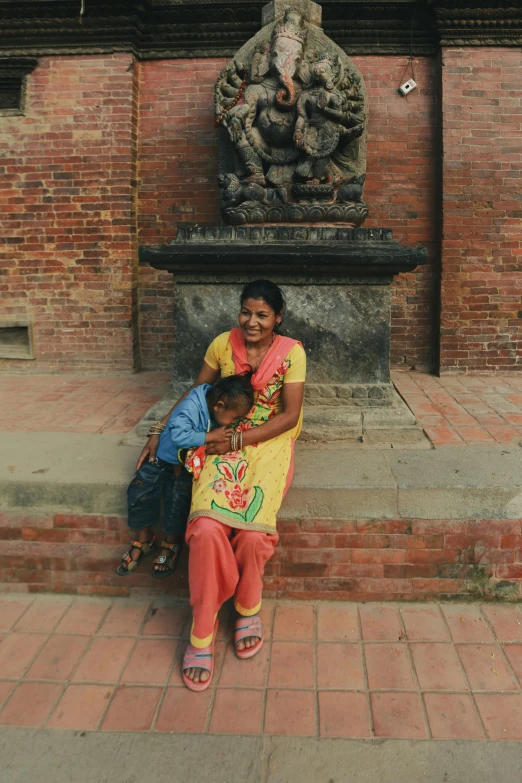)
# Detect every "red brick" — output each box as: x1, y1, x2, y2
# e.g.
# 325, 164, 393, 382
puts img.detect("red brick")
440, 48, 522, 373
390, 535, 444, 550
334, 534, 390, 549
